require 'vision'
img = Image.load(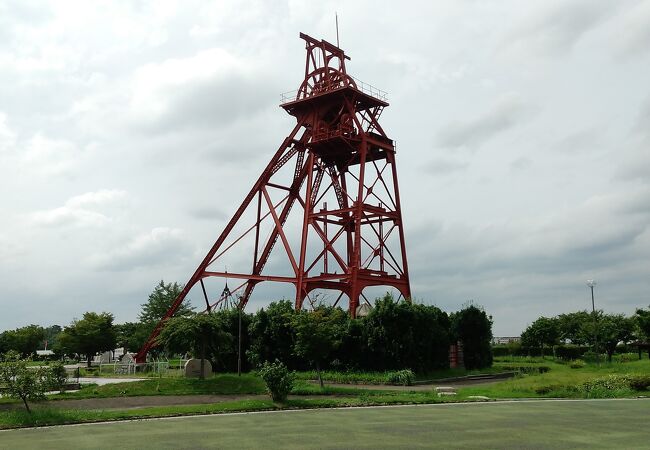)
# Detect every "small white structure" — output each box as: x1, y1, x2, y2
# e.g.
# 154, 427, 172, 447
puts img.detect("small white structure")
356, 303, 372, 318
36, 350, 54, 357
184, 359, 212, 378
